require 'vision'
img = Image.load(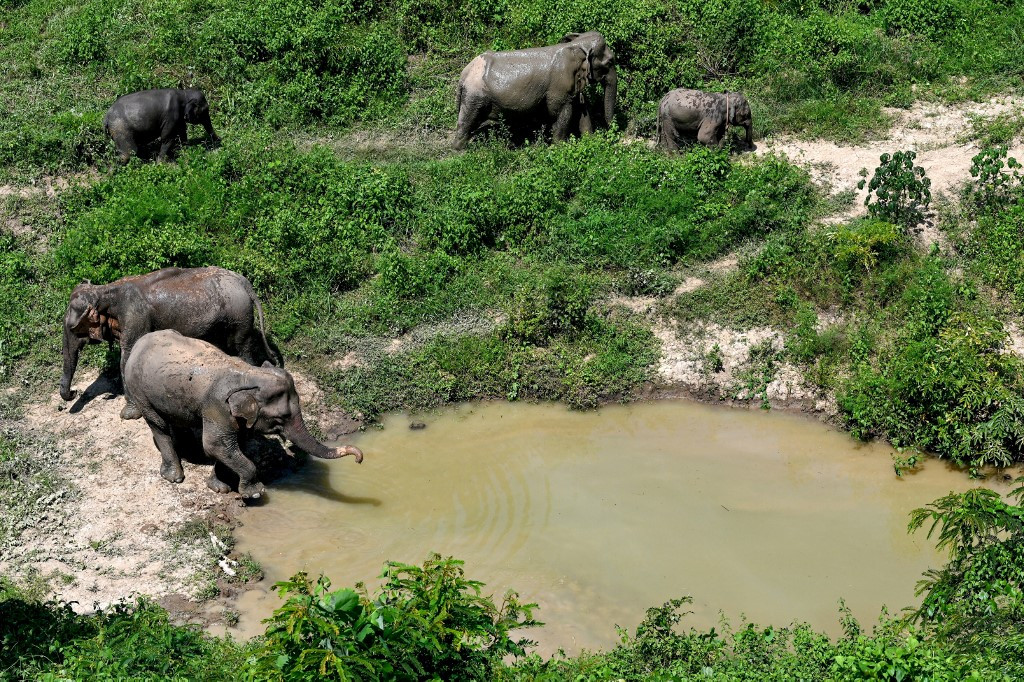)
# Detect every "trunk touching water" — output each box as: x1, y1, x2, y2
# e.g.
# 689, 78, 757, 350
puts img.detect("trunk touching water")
60, 326, 85, 401
283, 413, 363, 462
603, 67, 617, 129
